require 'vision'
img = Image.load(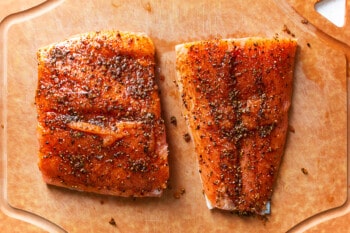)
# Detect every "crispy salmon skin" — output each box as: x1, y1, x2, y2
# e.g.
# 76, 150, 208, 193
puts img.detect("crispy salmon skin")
175, 37, 297, 214
35, 30, 169, 197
